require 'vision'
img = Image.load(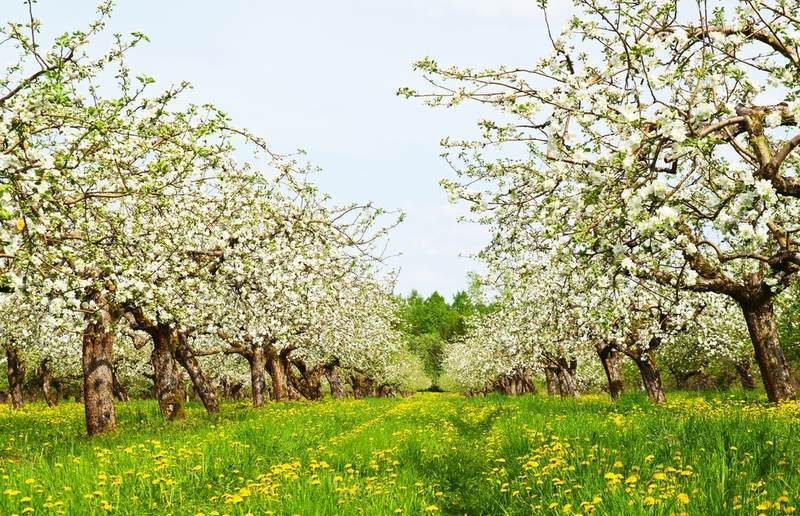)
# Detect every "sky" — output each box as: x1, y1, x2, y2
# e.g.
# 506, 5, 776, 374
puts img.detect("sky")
7, 1, 570, 299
